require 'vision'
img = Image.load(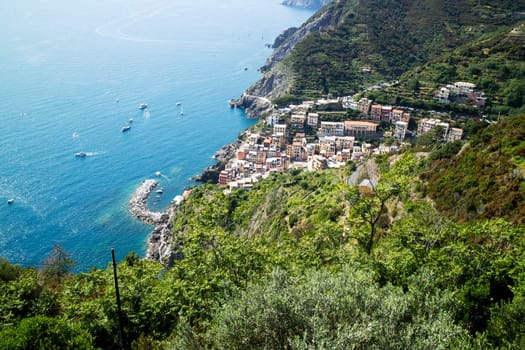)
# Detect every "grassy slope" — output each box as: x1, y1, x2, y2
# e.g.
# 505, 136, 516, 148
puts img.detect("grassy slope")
283, 0, 524, 101
422, 114, 525, 223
